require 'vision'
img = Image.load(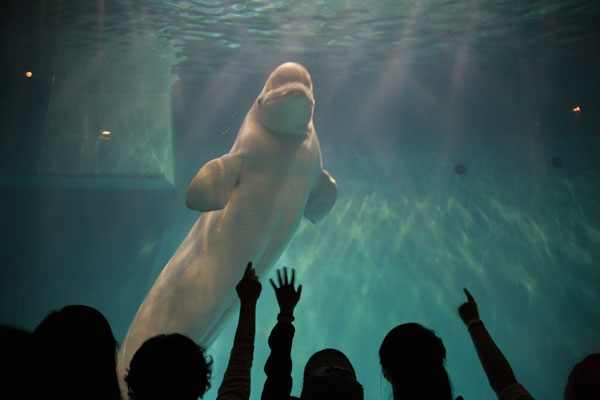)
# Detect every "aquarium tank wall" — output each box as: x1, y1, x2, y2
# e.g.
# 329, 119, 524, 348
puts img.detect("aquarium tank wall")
1, 1, 599, 399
